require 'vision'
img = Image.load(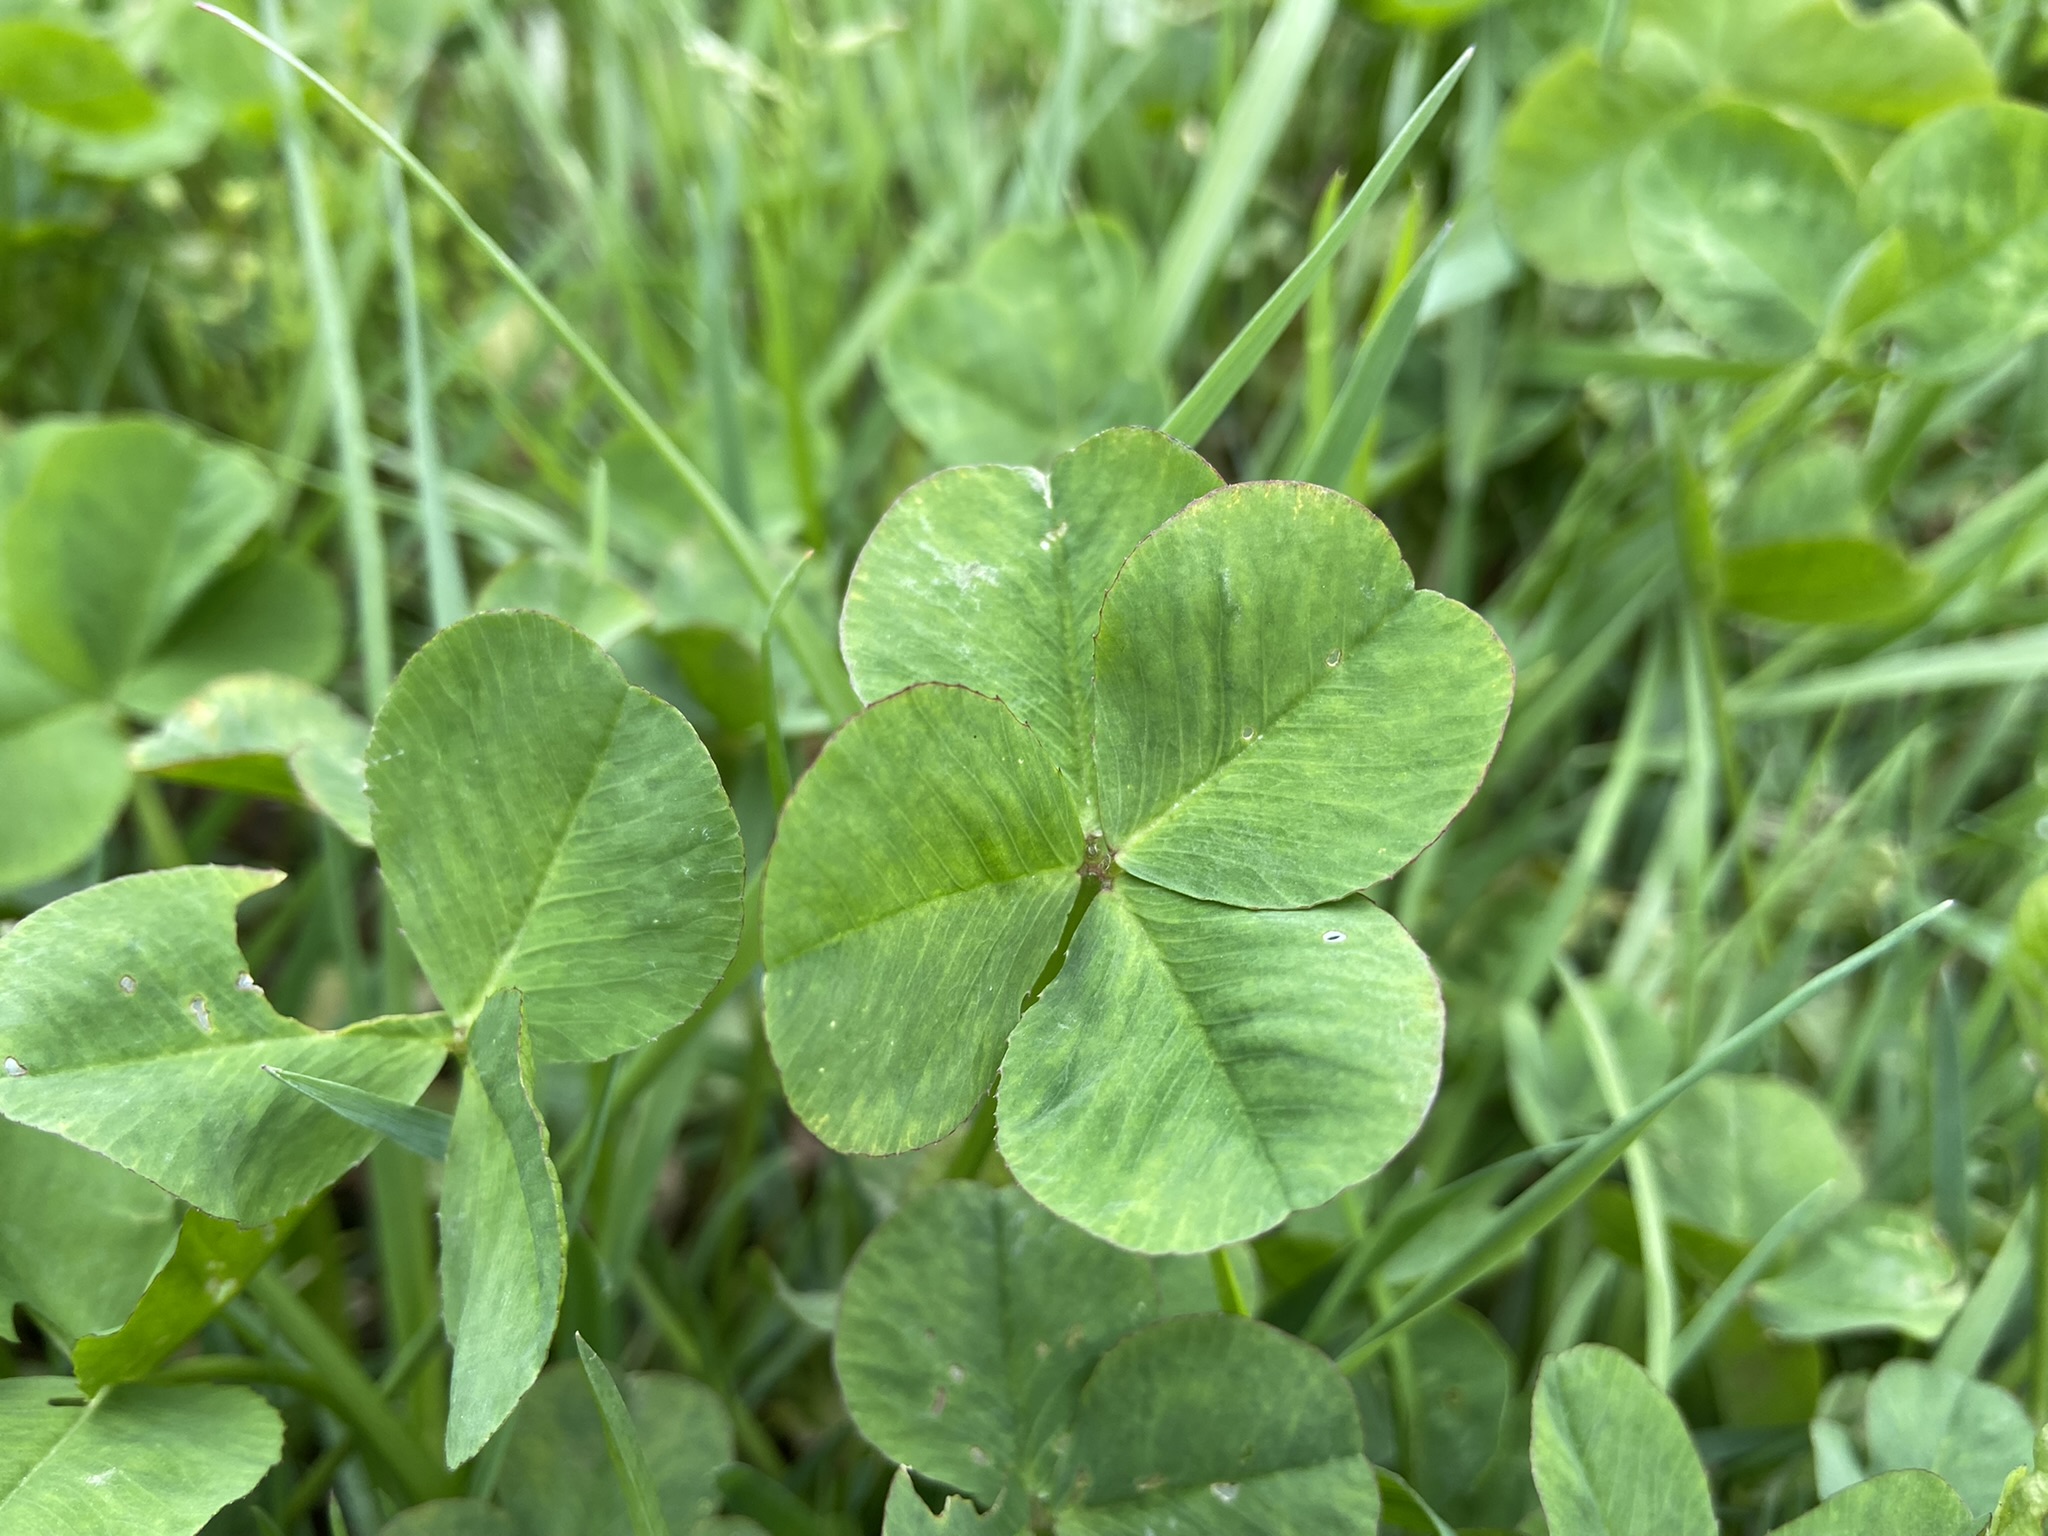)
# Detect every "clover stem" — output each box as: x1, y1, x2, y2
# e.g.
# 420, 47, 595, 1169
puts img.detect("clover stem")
1209, 1249, 1251, 1317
